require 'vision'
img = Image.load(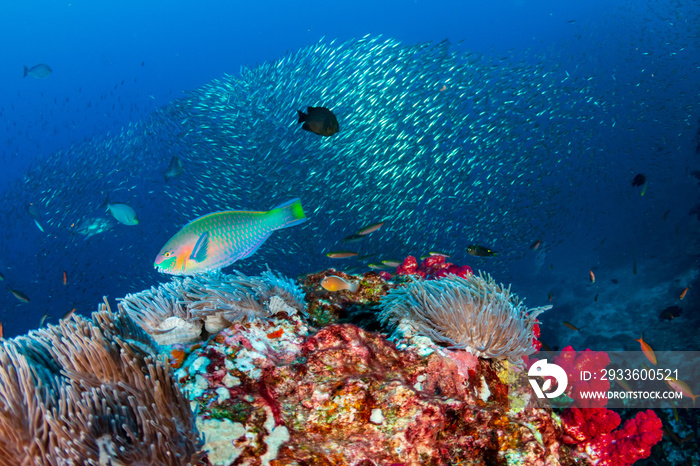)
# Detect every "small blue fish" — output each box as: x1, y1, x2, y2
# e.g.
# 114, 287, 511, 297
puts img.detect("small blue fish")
23, 64, 52, 79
